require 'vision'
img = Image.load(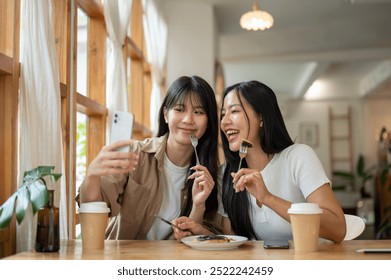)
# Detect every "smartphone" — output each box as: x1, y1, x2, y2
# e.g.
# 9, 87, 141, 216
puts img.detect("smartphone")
263, 240, 289, 249
110, 111, 134, 152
